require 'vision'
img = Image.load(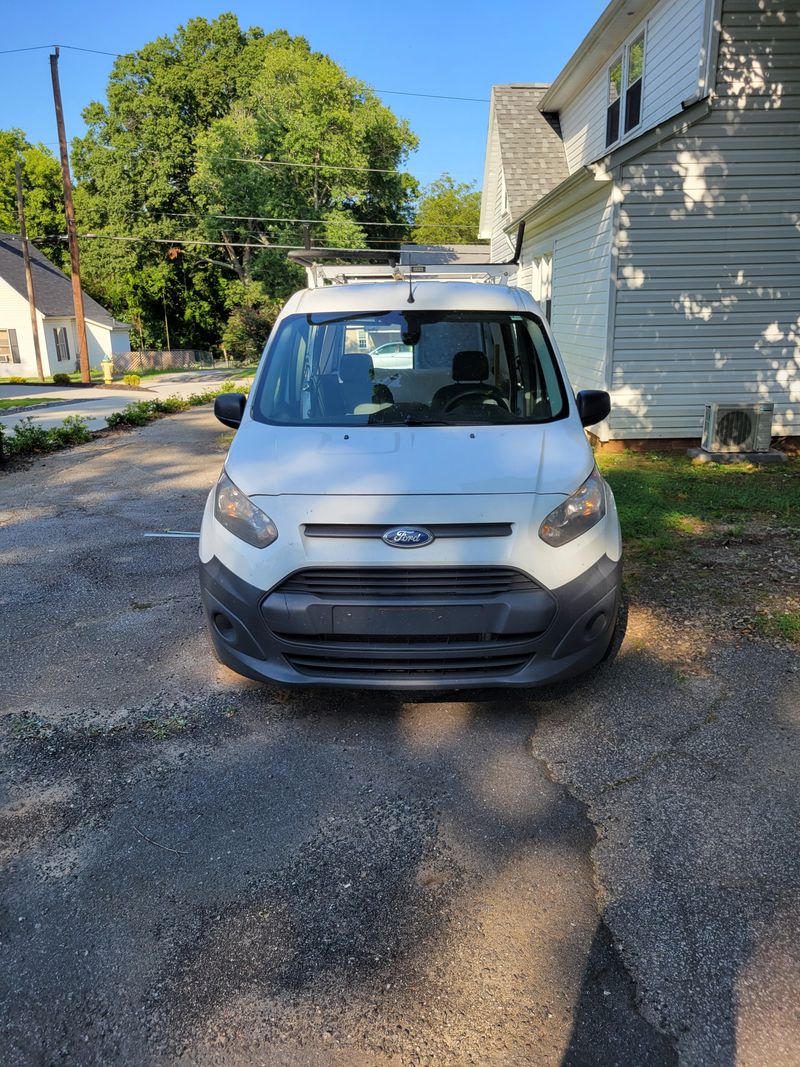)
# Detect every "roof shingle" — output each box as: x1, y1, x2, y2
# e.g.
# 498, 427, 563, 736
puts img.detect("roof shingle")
492, 85, 569, 221
0, 234, 126, 328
